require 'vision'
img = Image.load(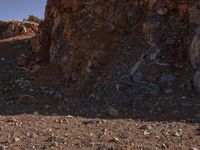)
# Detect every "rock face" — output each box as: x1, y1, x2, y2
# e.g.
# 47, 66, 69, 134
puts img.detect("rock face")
0, 21, 39, 39
190, 27, 200, 68
35, 0, 200, 94
190, 27, 200, 93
